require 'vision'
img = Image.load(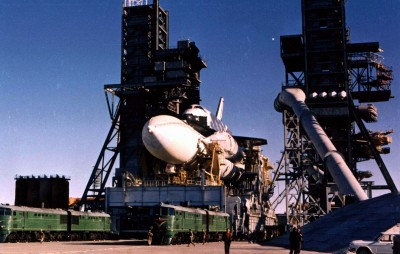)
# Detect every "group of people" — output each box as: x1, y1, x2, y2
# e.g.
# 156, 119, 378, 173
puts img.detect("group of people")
148, 227, 232, 253
147, 228, 208, 247
187, 228, 207, 246
147, 226, 301, 254
188, 228, 233, 254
